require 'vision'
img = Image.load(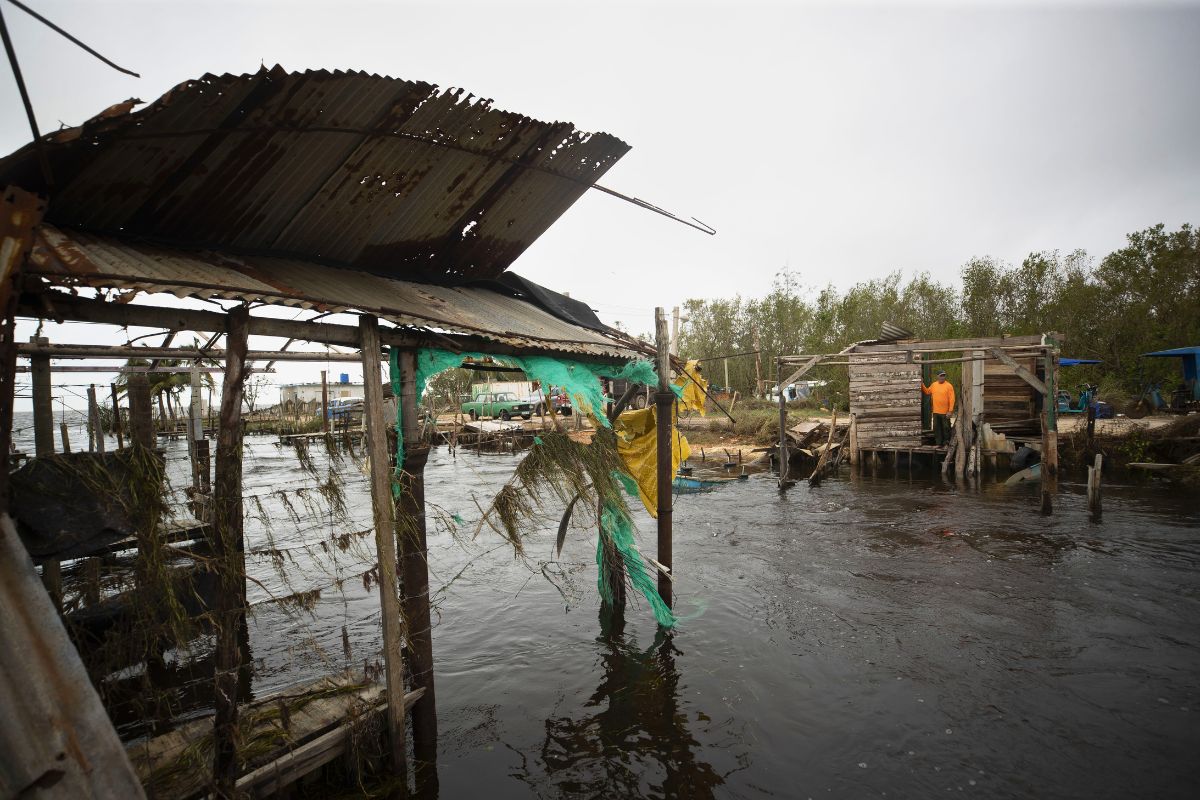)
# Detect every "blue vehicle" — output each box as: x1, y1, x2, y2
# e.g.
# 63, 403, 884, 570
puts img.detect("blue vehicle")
1055, 359, 1114, 418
